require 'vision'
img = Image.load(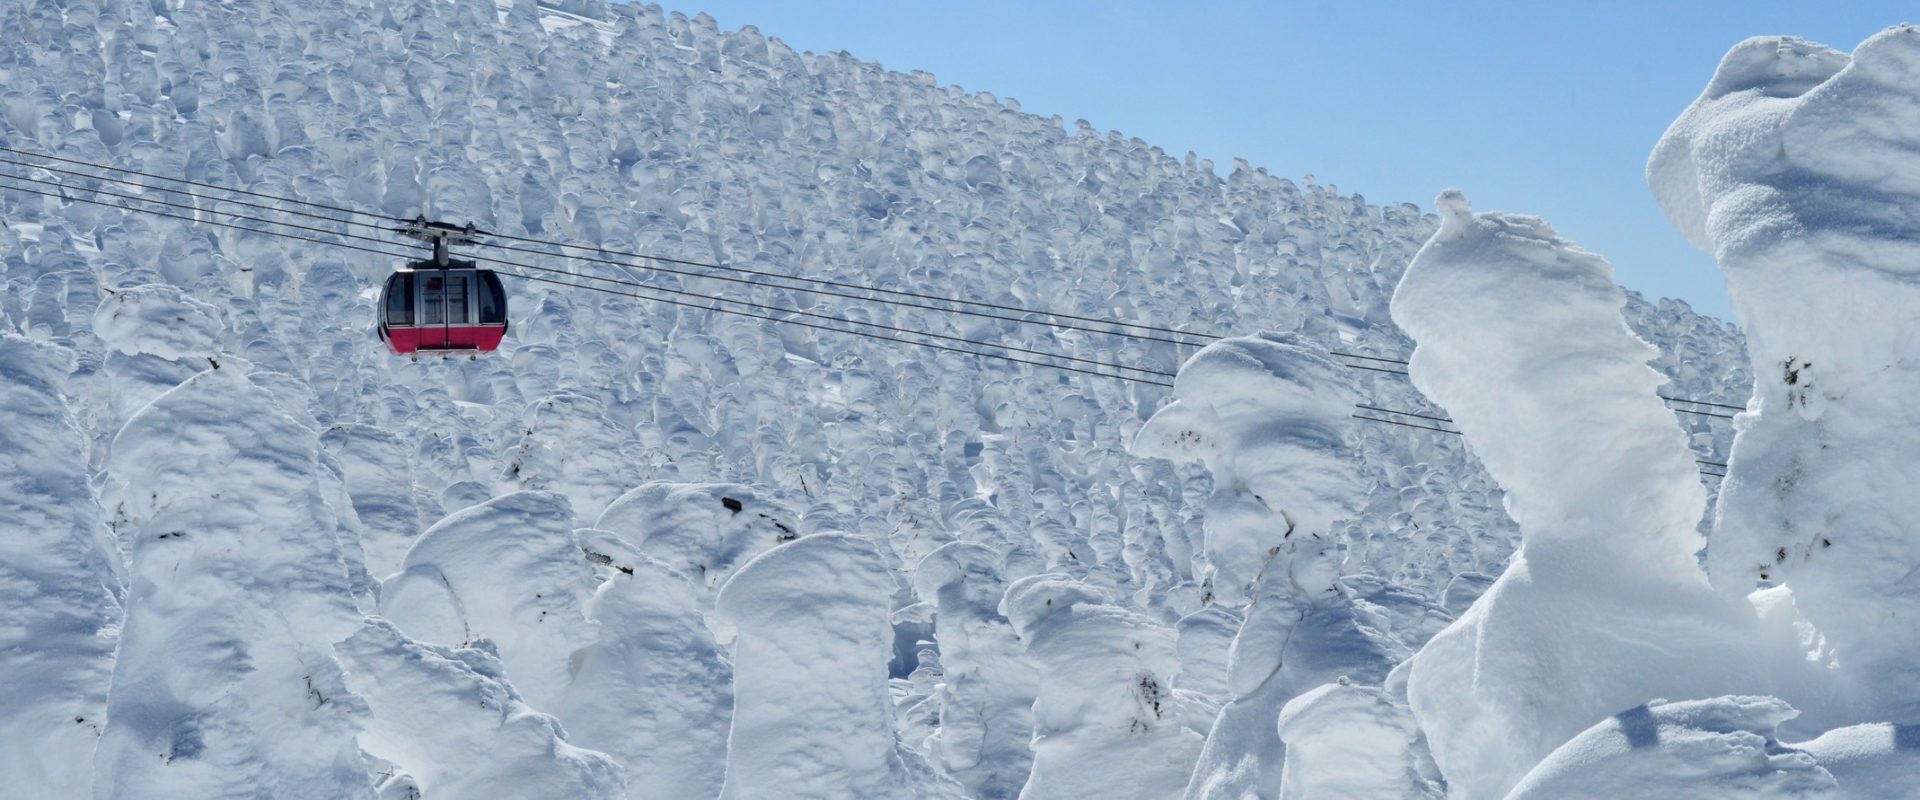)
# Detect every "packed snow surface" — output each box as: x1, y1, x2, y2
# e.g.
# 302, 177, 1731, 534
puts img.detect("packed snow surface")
15, 0, 1920, 797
